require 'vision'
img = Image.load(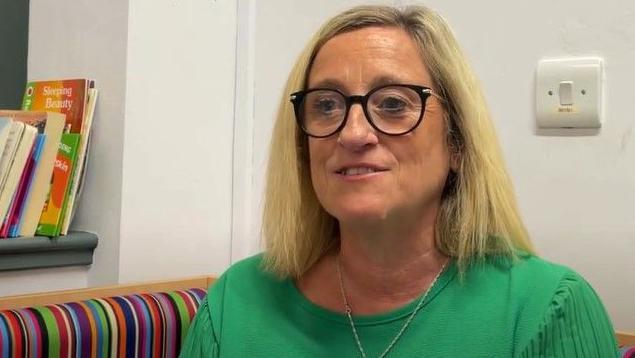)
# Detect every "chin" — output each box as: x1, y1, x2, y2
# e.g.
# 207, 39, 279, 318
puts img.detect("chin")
329, 203, 390, 225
